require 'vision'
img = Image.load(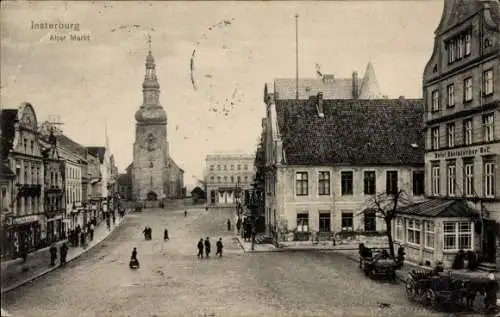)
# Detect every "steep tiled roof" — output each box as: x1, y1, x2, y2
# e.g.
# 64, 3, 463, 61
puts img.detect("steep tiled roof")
397, 199, 479, 218
0, 109, 18, 160
87, 146, 106, 164
58, 134, 87, 158
275, 97, 424, 166
274, 78, 354, 100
